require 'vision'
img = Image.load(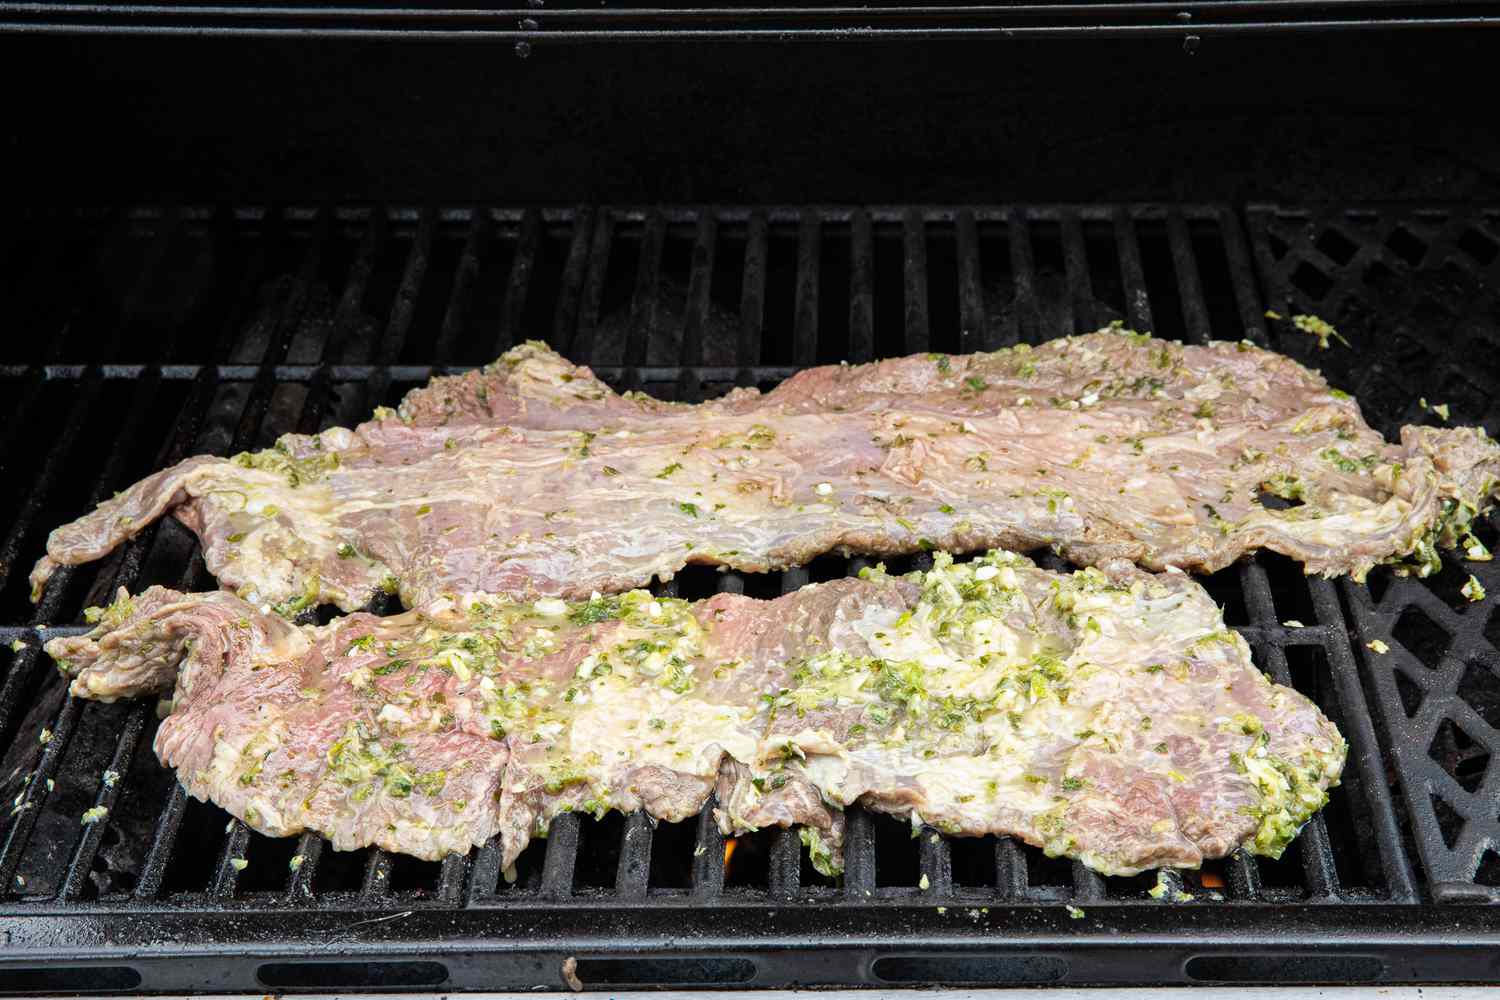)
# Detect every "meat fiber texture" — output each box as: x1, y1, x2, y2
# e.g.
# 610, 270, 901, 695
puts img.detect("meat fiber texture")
45, 552, 1346, 877
30, 329, 1500, 615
